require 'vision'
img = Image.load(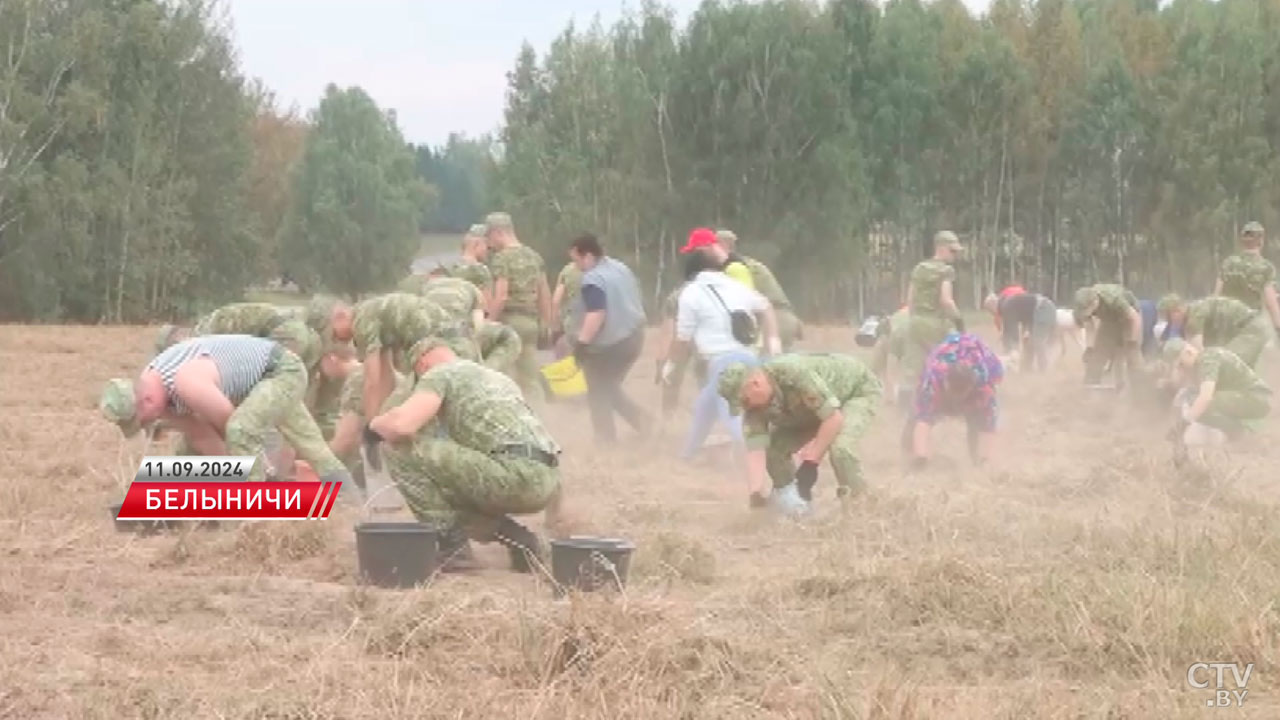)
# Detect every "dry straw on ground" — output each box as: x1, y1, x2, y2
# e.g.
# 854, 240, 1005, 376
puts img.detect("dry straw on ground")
1, 324, 1278, 718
